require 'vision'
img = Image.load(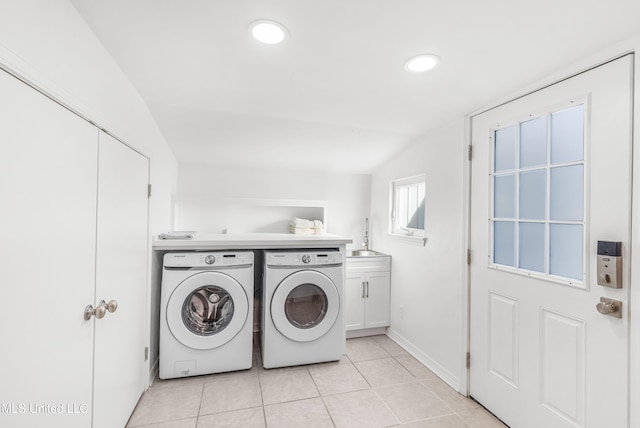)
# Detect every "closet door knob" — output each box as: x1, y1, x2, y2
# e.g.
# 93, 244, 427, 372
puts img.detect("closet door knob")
84, 304, 95, 321
94, 300, 107, 319
83, 299, 118, 321
106, 299, 118, 313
